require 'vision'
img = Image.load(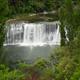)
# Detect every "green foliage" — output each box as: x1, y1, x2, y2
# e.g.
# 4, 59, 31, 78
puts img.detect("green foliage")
55, 57, 75, 80
0, 23, 5, 48
0, 0, 9, 22
0, 64, 24, 80
39, 67, 54, 80
59, 0, 80, 45
0, 0, 9, 52
70, 66, 80, 80
0, 23, 6, 64
44, 0, 54, 11
17, 58, 54, 80
8, 0, 62, 14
